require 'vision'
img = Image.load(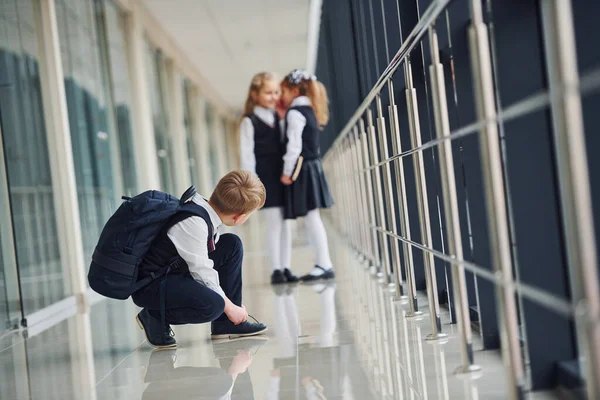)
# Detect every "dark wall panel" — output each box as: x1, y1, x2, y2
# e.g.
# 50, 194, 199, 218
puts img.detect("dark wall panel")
316, 0, 597, 390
